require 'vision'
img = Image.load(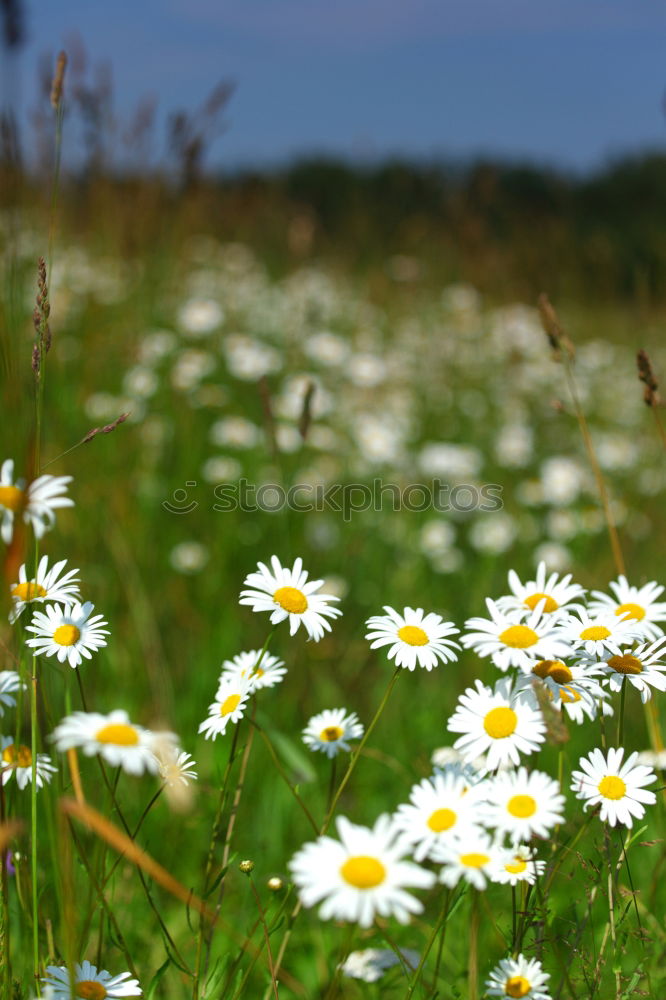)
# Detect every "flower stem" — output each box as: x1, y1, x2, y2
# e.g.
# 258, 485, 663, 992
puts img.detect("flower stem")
468, 889, 480, 1000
